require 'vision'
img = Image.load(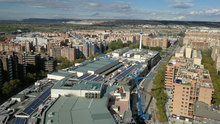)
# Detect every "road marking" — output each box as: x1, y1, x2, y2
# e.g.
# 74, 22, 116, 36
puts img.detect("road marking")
88, 99, 93, 109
